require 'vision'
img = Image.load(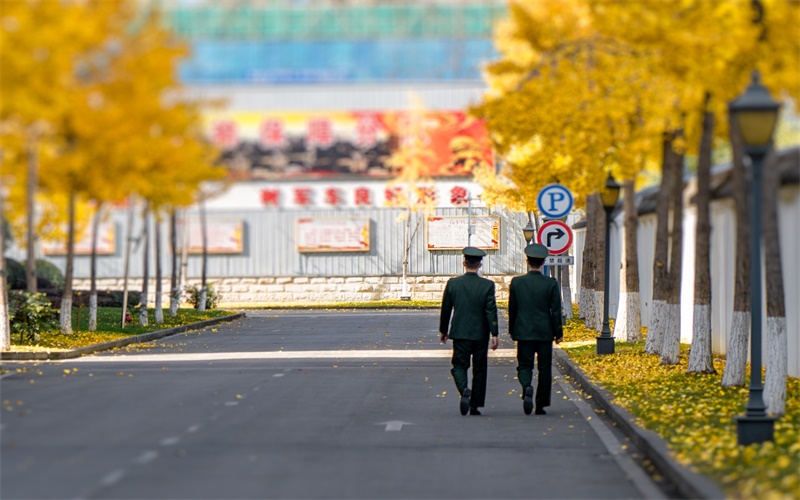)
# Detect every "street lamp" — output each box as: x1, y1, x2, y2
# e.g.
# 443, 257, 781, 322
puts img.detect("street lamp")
522, 221, 535, 244
729, 71, 781, 445
596, 173, 620, 355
